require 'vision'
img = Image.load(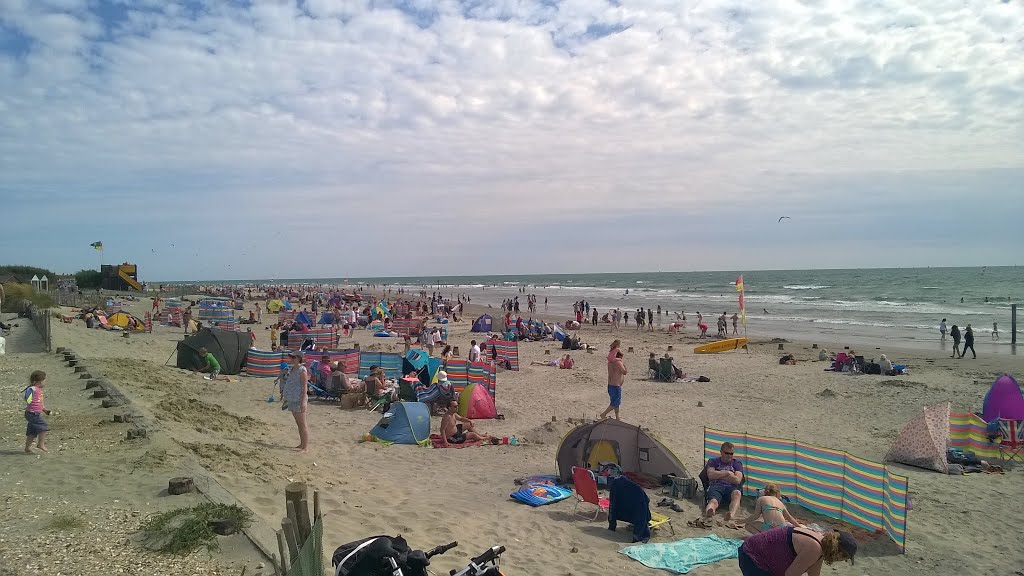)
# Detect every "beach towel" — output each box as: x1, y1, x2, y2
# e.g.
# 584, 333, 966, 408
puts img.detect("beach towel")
510, 484, 573, 507
429, 433, 483, 449
619, 535, 743, 574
